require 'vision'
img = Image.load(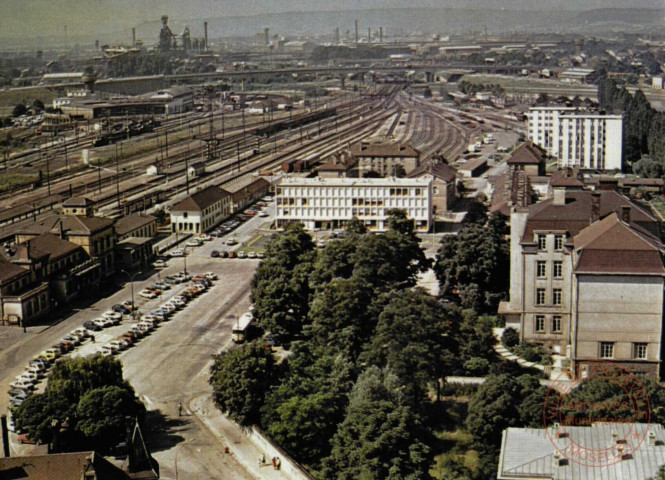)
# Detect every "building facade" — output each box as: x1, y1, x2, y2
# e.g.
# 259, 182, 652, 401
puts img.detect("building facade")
170, 186, 231, 234
276, 177, 432, 232
499, 189, 665, 377
527, 107, 623, 171
350, 143, 420, 177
